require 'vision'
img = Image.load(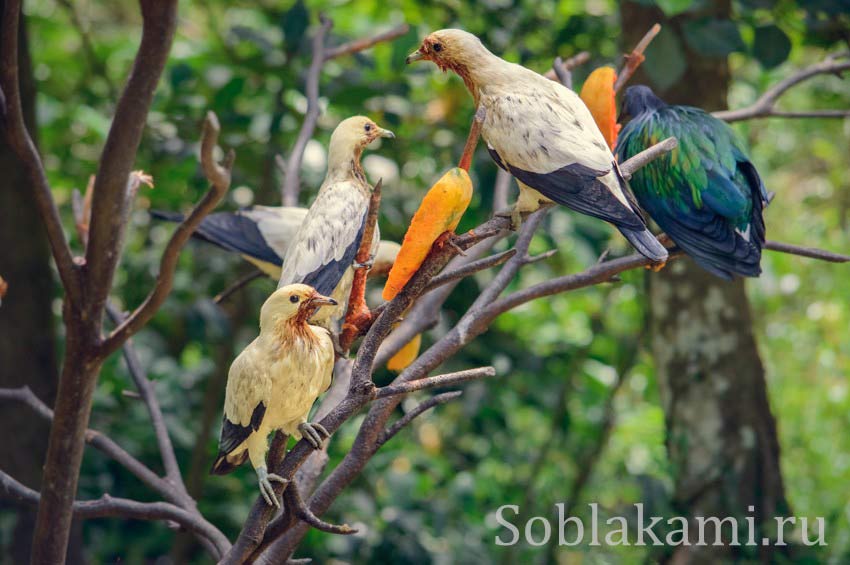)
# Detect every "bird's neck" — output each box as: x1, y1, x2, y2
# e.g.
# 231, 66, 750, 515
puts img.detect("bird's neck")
453, 51, 514, 104
326, 142, 367, 183
262, 315, 321, 348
